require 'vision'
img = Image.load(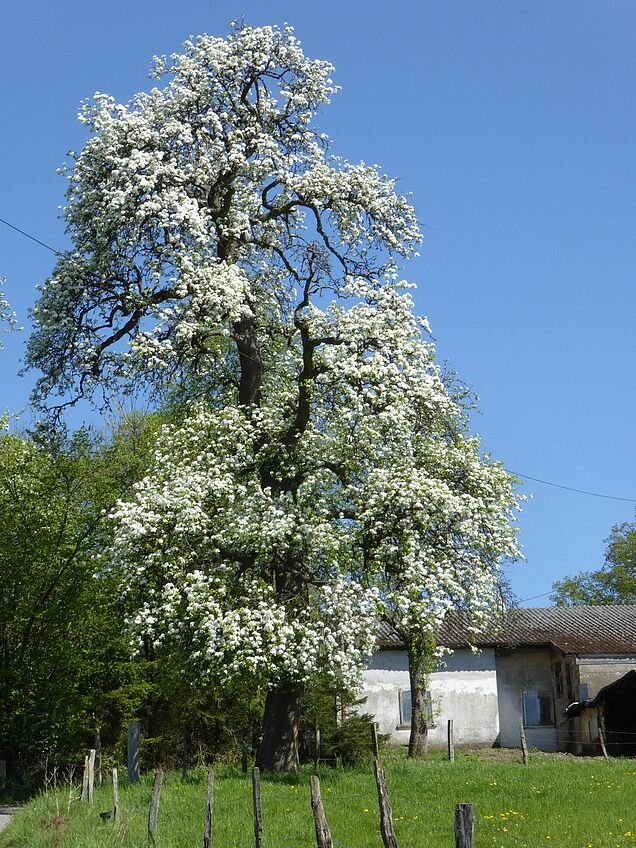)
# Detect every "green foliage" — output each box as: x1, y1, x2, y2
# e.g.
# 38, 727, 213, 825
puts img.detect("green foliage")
300, 683, 378, 766
0, 414, 169, 782
551, 521, 636, 605
136, 672, 265, 771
